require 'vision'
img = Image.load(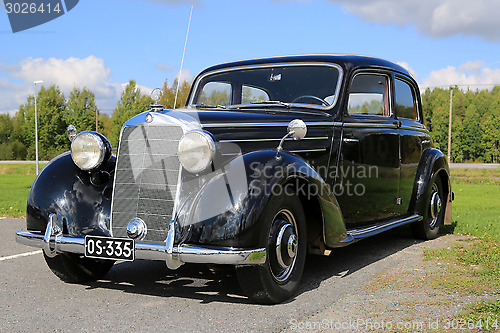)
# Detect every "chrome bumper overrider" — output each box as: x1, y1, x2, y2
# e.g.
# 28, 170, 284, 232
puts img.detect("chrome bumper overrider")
15, 214, 266, 269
